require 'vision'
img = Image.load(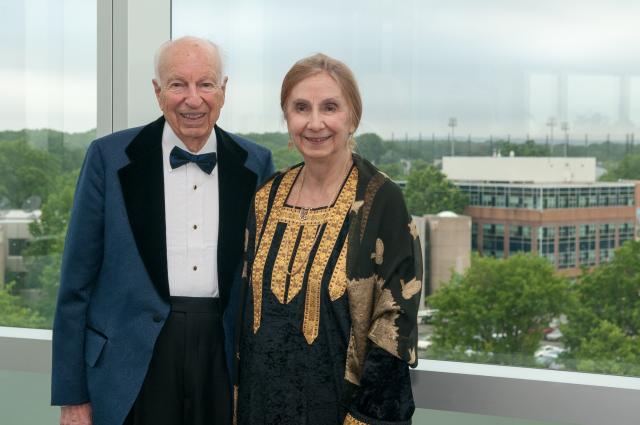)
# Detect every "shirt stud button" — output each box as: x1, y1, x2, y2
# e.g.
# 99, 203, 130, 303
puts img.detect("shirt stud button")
193, 224, 198, 230
193, 184, 197, 190
193, 265, 198, 271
